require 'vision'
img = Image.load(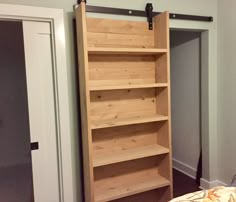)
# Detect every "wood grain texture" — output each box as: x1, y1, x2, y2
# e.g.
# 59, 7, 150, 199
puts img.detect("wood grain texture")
87, 18, 155, 48
154, 11, 169, 49
89, 55, 156, 87
95, 174, 169, 202
91, 114, 168, 129
88, 32, 154, 48
87, 18, 154, 36
155, 54, 168, 83
93, 144, 169, 167
88, 47, 167, 55
94, 156, 162, 181
92, 122, 166, 153
156, 87, 169, 116
113, 187, 171, 202
75, 3, 94, 202
94, 157, 170, 202
90, 88, 157, 122
155, 11, 173, 198
89, 83, 168, 91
